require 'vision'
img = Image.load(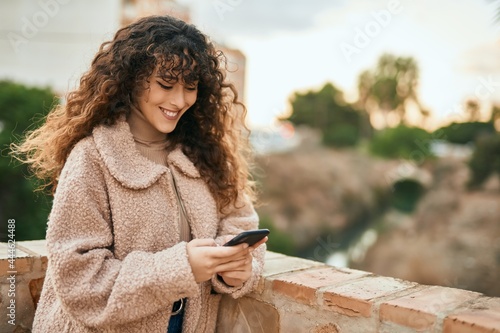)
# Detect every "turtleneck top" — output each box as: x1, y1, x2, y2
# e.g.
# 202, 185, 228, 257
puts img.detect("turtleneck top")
127, 106, 192, 242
